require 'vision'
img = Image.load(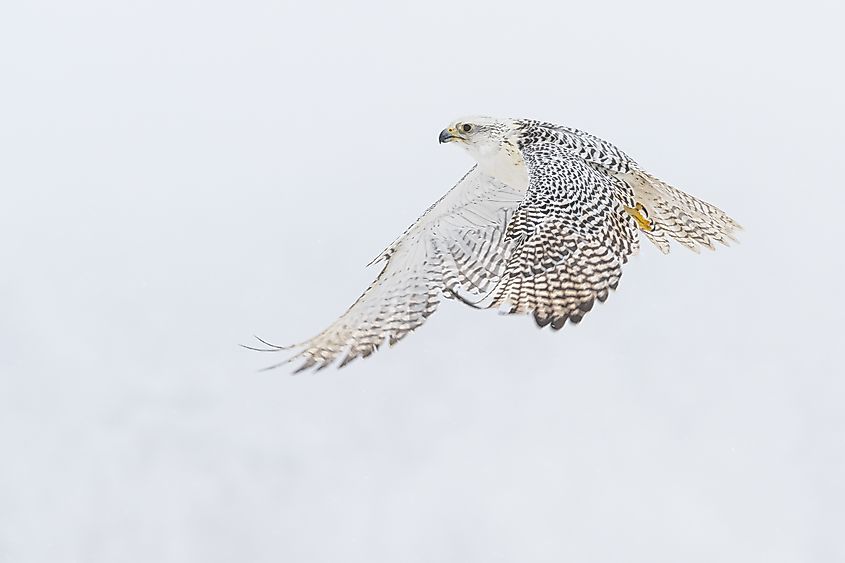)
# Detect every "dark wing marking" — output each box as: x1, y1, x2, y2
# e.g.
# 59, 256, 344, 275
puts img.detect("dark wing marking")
487, 143, 639, 329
